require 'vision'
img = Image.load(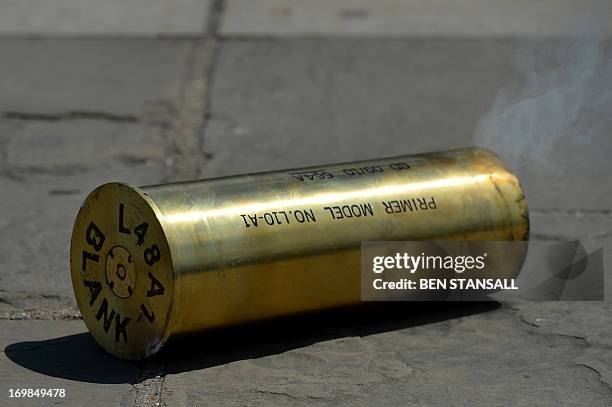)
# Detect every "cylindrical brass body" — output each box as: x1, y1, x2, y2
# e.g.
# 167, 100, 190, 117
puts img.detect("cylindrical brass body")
70, 148, 529, 359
